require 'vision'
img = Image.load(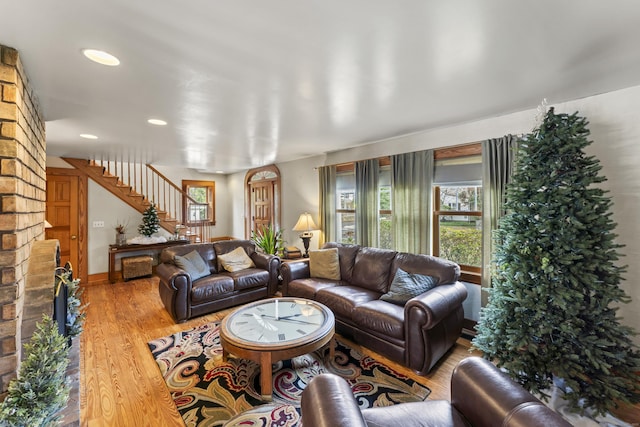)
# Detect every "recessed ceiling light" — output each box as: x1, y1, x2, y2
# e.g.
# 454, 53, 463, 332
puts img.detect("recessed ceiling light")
82, 49, 120, 66
147, 119, 167, 126
80, 134, 98, 140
